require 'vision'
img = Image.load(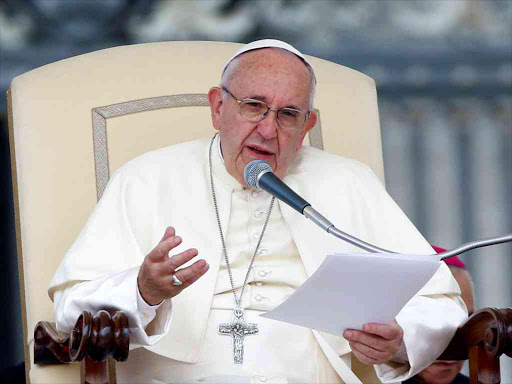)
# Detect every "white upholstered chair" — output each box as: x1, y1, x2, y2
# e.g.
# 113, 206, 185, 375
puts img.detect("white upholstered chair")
8, 41, 385, 383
